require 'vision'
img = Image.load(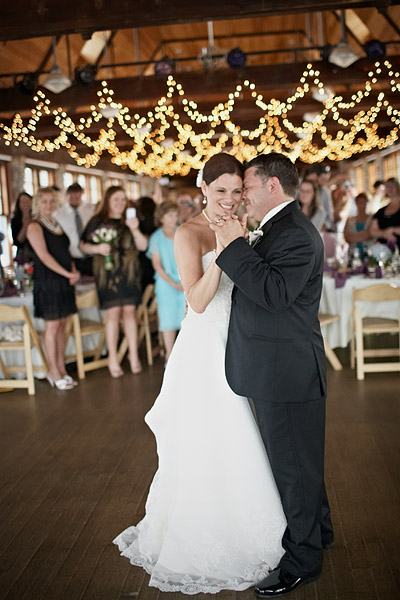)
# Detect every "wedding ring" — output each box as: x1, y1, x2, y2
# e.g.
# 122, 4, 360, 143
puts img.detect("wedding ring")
215, 218, 223, 223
